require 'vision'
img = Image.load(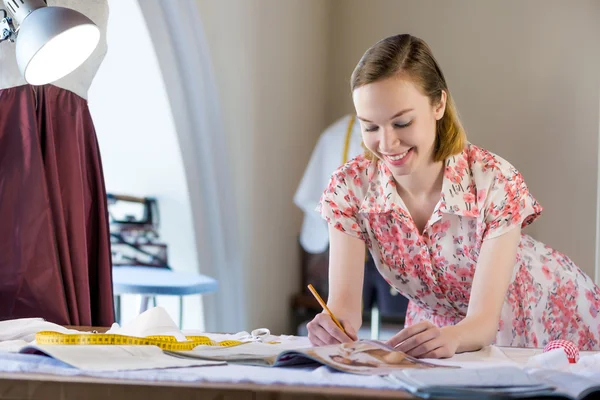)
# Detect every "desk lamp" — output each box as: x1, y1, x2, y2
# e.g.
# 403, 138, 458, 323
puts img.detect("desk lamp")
0, 0, 100, 85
